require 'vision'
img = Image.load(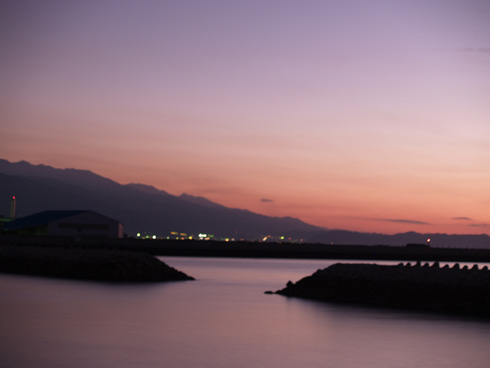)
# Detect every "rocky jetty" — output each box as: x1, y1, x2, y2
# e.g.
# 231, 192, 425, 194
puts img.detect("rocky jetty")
0, 245, 194, 282
274, 262, 490, 317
